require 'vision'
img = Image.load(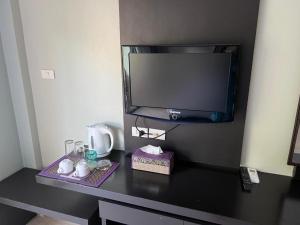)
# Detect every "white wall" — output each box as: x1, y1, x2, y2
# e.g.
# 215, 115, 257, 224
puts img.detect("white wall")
19, 0, 300, 175
0, 36, 23, 180
241, 0, 300, 176
19, 0, 124, 166
0, 0, 42, 169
